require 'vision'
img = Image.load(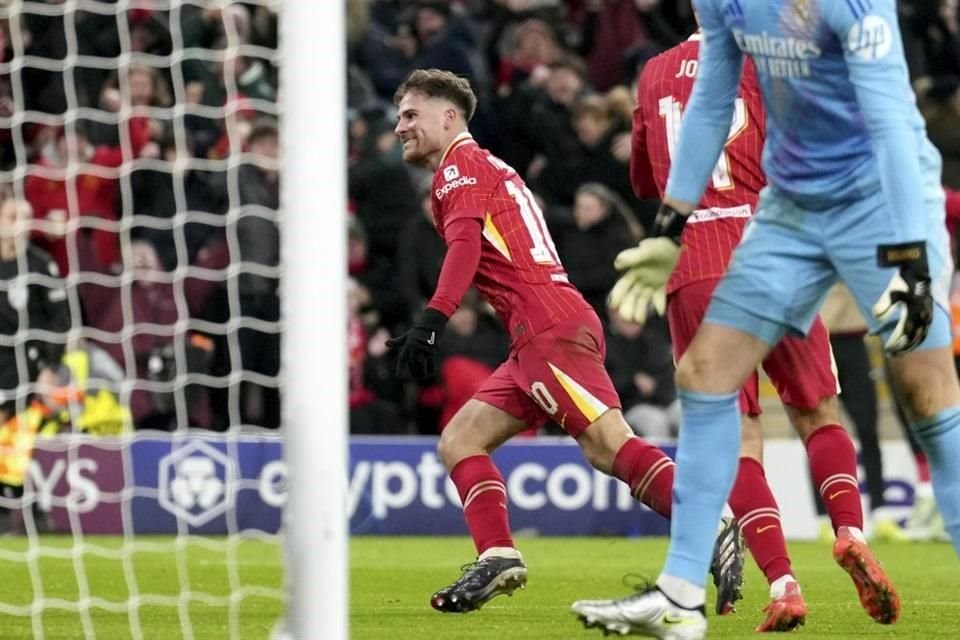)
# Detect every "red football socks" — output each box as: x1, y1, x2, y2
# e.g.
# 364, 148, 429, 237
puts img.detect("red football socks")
805, 424, 863, 532
915, 451, 931, 483
450, 455, 514, 555
728, 456, 793, 584
612, 437, 675, 519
